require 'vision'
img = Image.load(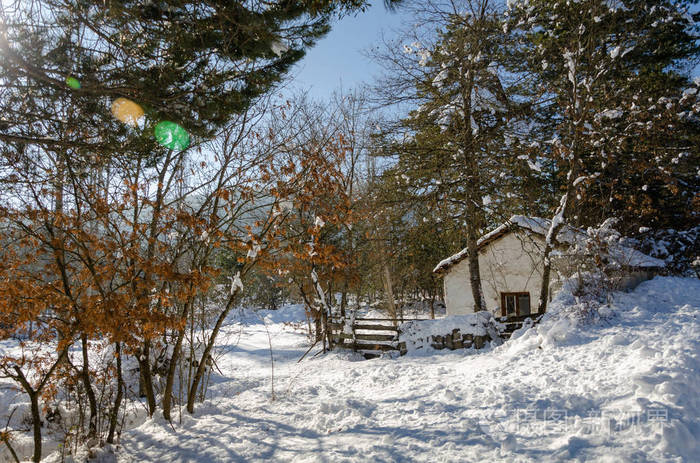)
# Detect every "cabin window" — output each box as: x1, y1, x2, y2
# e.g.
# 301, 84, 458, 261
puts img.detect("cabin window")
505, 294, 516, 316
501, 292, 531, 317
518, 294, 531, 316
